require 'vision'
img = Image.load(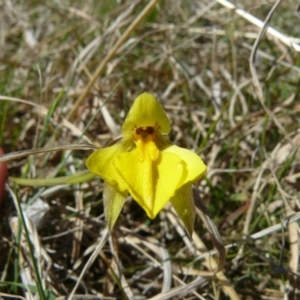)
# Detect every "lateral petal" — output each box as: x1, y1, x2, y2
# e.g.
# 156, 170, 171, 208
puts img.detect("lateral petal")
103, 183, 127, 230
163, 145, 206, 188
85, 143, 127, 192
170, 185, 195, 237
115, 149, 183, 219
